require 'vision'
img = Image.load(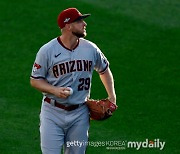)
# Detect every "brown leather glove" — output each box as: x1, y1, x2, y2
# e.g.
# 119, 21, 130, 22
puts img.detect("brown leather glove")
86, 98, 118, 120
